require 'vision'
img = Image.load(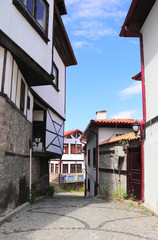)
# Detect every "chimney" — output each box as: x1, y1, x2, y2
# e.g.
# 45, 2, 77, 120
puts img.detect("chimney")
96, 110, 107, 120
